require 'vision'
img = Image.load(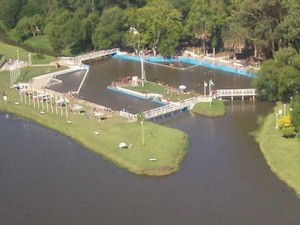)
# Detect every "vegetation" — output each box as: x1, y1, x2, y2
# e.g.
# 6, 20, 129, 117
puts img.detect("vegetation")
191, 99, 225, 117
253, 47, 300, 102
1, 0, 300, 58
291, 95, 300, 134
256, 103, 300, 196
123, 81, 197, 102
0, 43, 188, 176
0, 41, 56, 64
